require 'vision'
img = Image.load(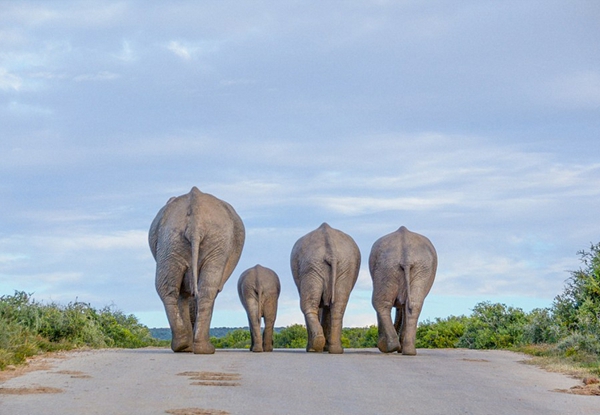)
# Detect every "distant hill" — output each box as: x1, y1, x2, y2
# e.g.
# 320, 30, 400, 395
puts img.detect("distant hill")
150, 327, 285, 340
